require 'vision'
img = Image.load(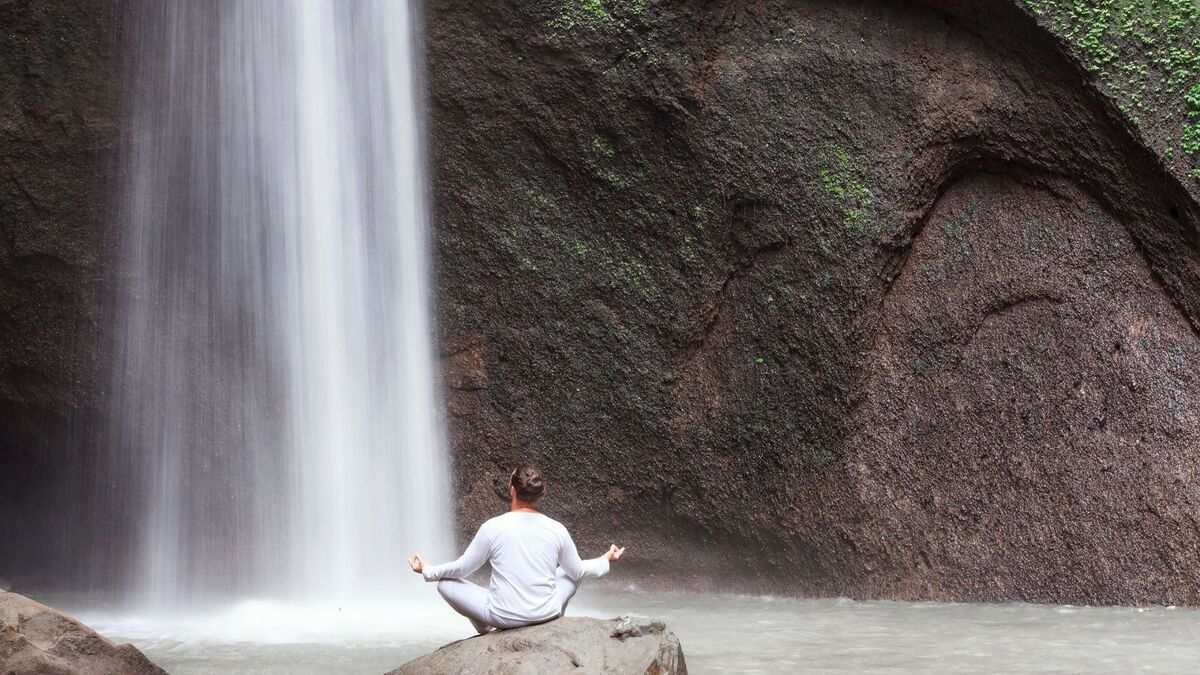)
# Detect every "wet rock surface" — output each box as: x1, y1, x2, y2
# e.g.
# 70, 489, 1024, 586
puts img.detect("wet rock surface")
389, 616, 686, 675
0, 590, 165, 675
0, 0, 122, 589
849, 172, 1200, 602
426, 0, 1200, 603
